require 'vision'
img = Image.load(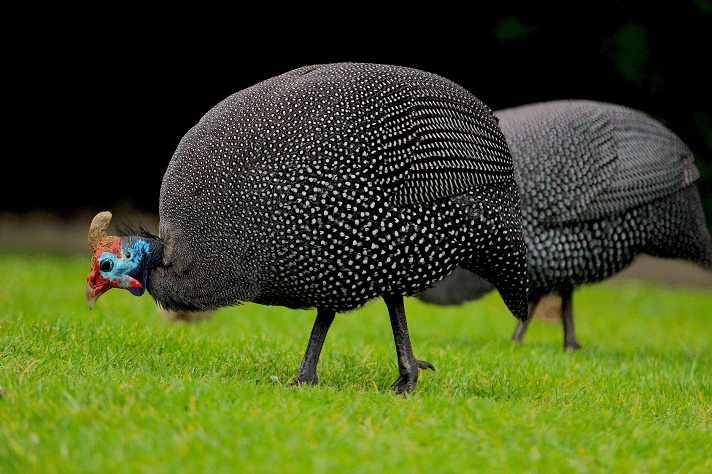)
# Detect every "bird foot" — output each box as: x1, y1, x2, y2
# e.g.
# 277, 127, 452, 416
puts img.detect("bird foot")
389, 359, 435, 394
290, 374, 319, 387
564, 340, 582, 352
